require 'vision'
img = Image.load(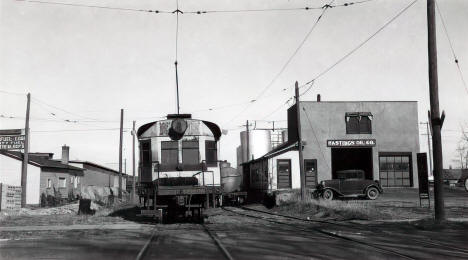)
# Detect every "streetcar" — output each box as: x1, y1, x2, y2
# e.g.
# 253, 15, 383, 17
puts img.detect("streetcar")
137, 113, 223, 222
